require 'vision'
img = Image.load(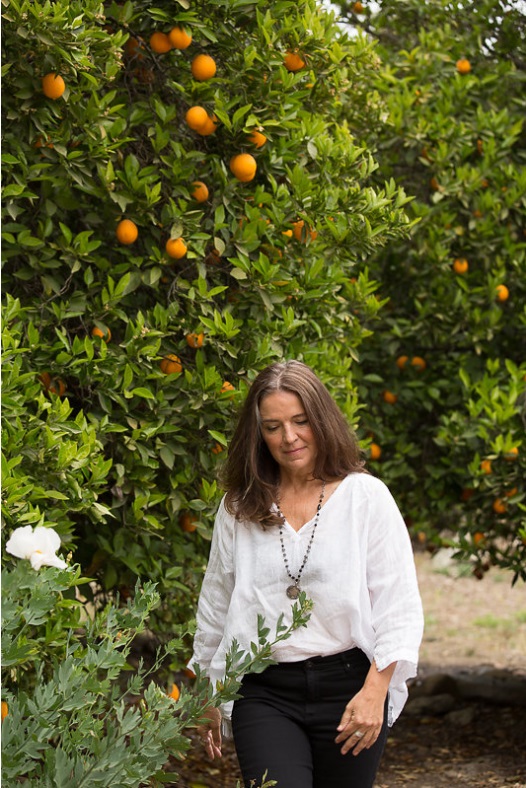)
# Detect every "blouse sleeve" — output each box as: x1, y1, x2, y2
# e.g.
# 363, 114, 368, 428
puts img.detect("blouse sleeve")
187, 498, 236, 676
364, 477, 424, 687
